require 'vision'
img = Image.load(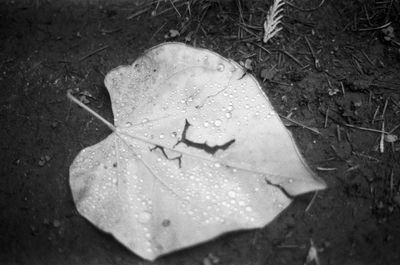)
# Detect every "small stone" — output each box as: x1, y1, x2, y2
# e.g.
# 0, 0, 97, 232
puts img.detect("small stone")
38, 158, 46, 167
384, 134, 398, 143
208, 253, 220, 263
53, 219, 61, 228
202, 257, 212, 265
